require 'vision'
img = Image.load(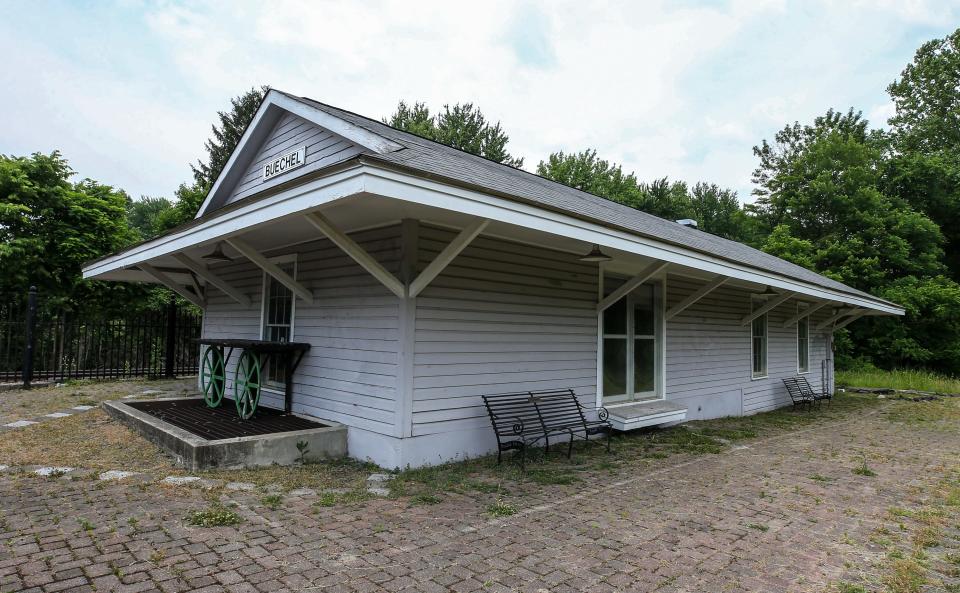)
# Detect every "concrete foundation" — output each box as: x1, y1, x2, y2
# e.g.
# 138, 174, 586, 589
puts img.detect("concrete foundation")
103, 398, 348, 471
